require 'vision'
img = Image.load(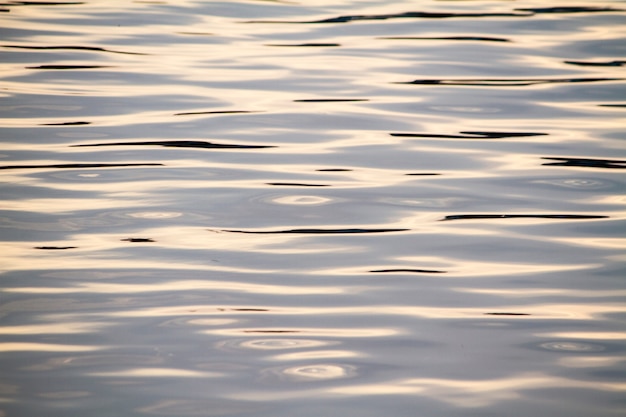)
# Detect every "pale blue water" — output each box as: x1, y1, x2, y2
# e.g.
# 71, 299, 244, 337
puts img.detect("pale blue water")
0, 1, 625, 416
